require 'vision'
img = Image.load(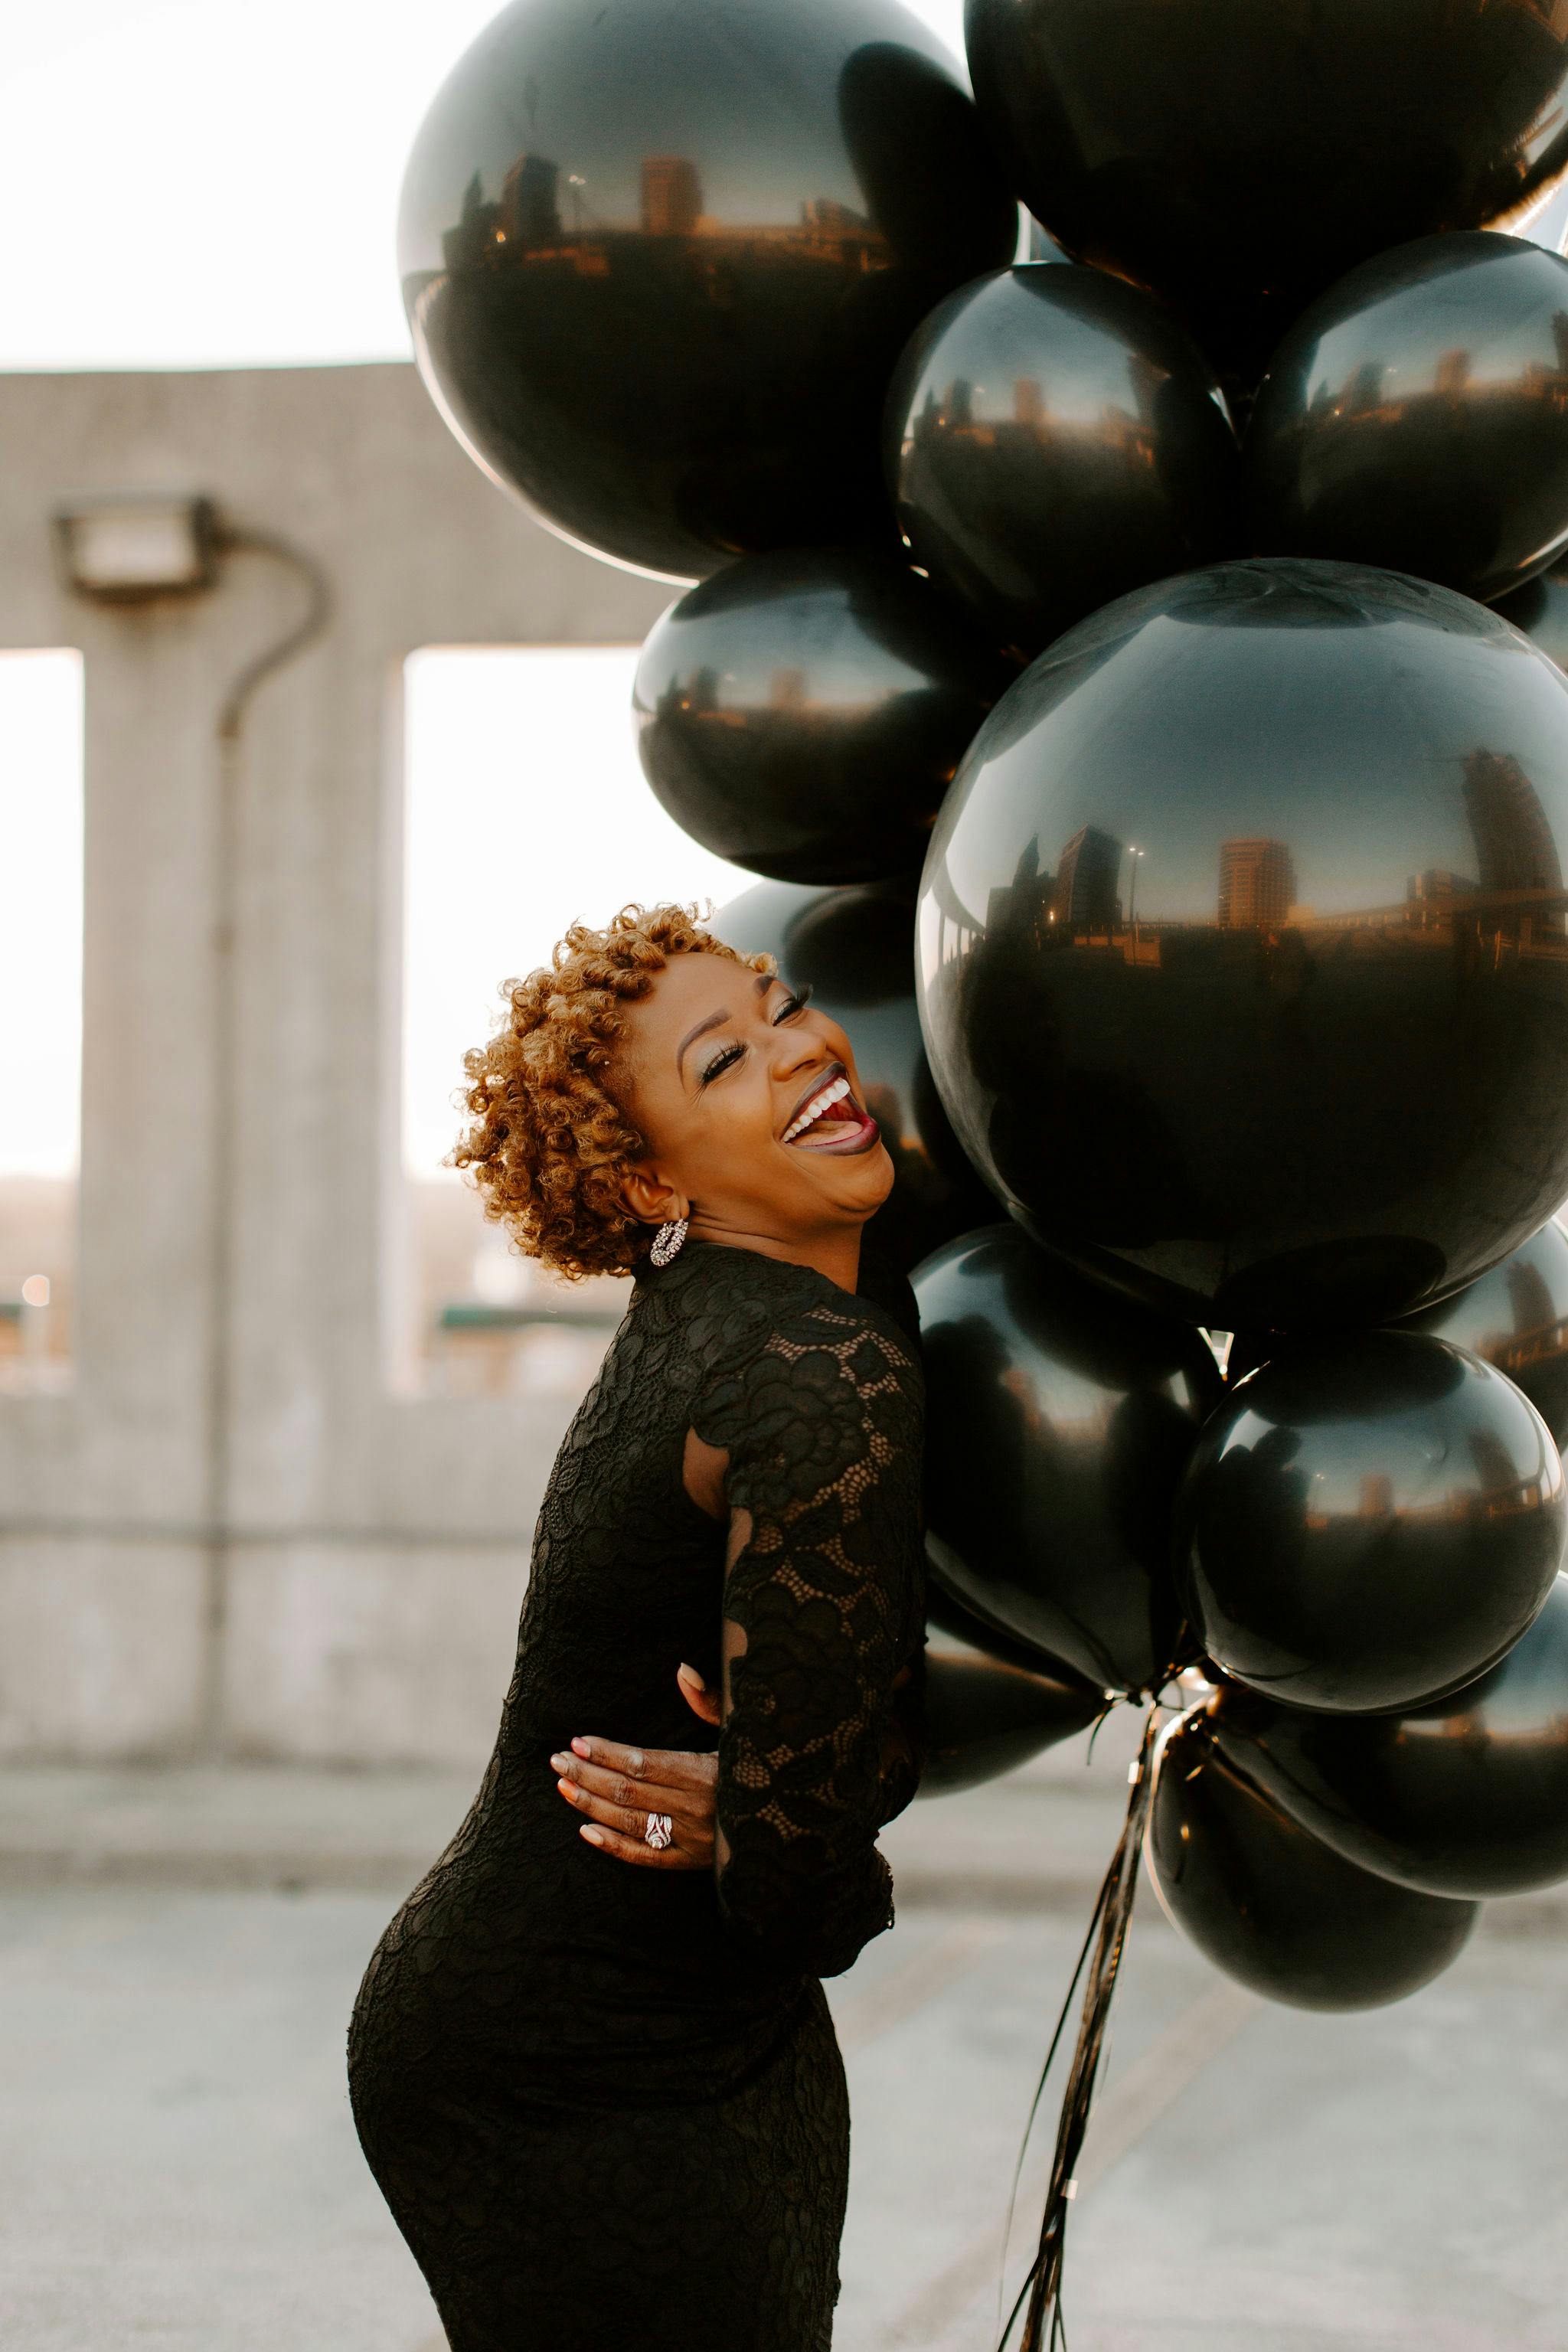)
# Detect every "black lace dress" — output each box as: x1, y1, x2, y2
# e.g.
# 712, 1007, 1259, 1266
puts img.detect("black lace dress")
347, 1240, 926, 2352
